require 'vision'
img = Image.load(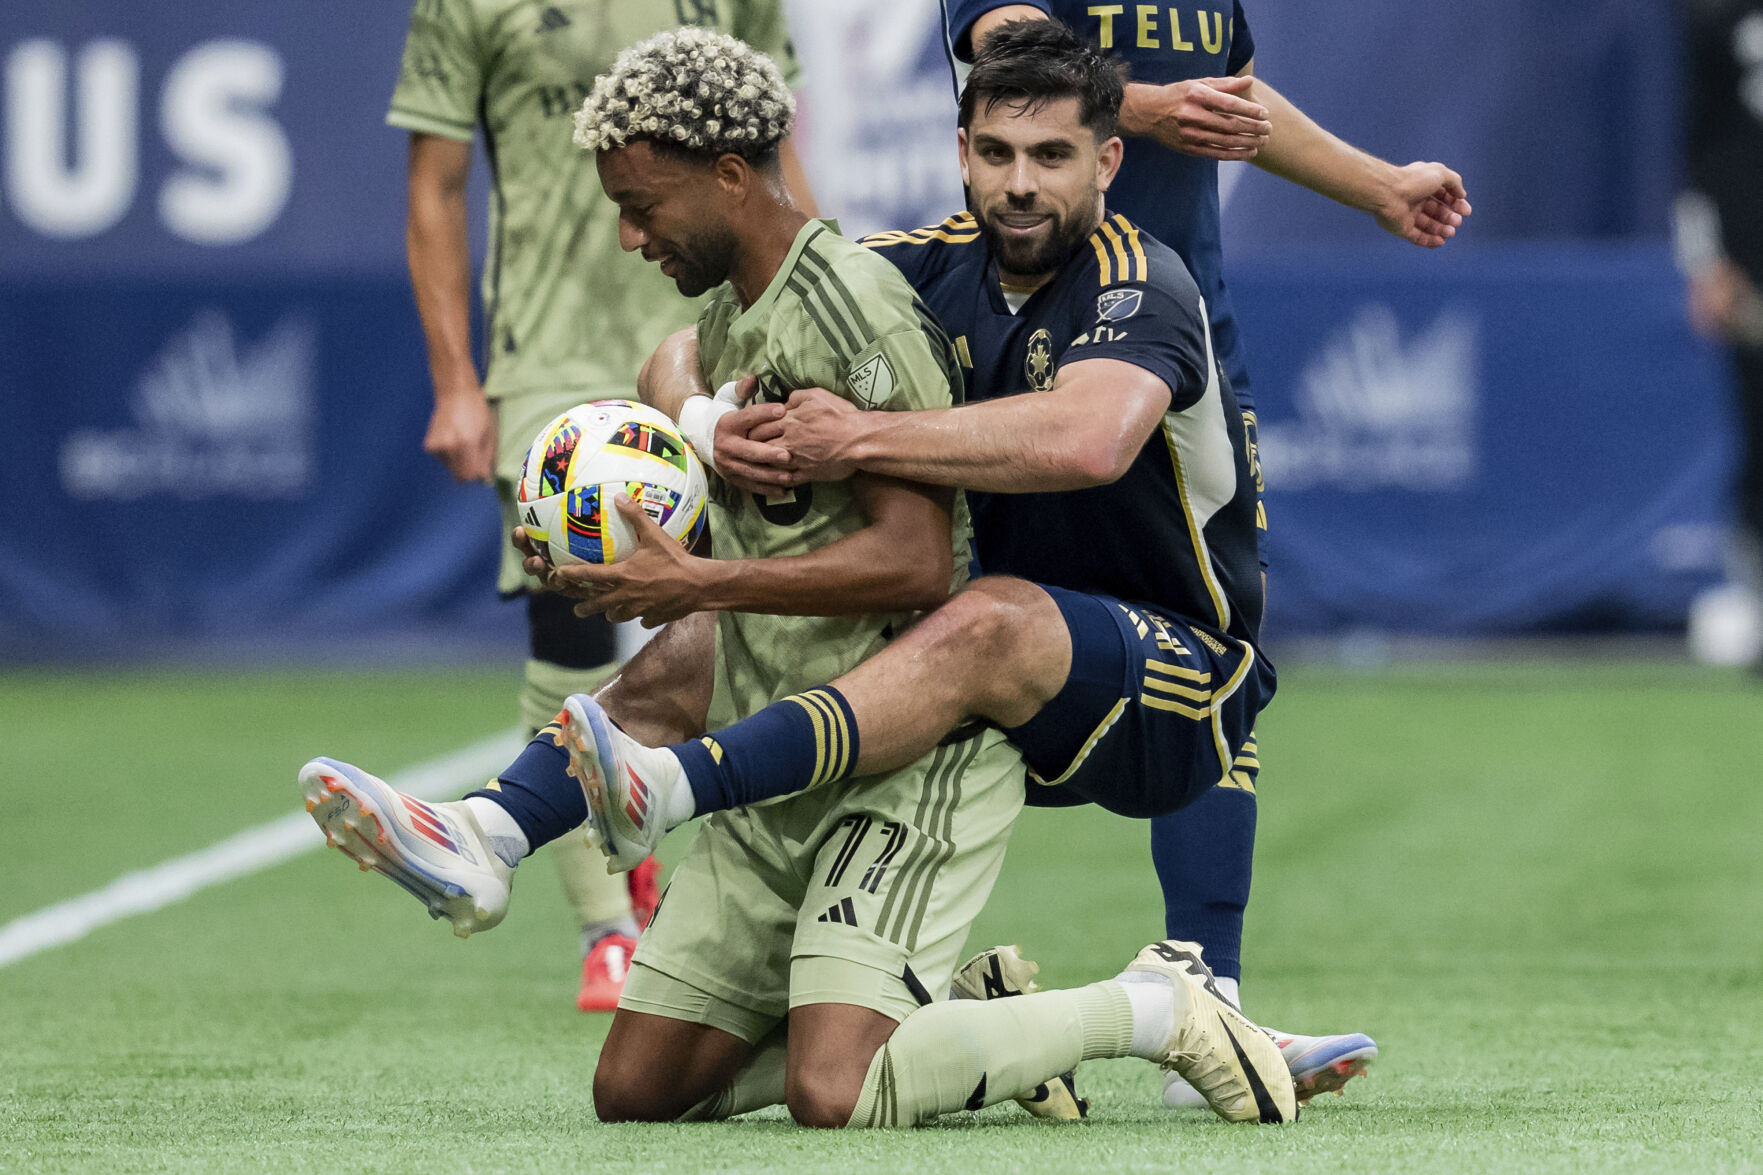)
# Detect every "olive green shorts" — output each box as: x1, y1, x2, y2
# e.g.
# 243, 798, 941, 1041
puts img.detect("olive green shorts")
623, 728, 1025, 1041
